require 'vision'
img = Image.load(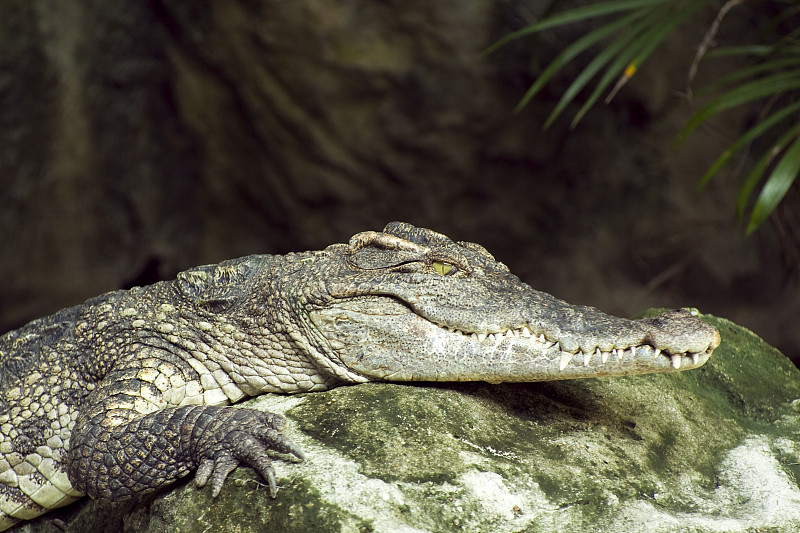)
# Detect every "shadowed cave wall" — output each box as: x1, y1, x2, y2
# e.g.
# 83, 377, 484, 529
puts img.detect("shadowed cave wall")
1, 0, 798, 363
